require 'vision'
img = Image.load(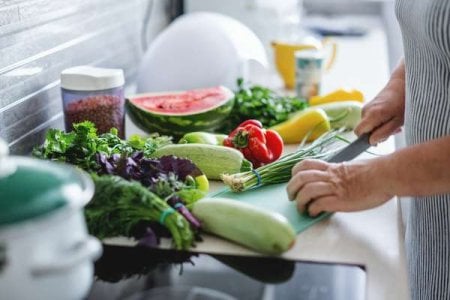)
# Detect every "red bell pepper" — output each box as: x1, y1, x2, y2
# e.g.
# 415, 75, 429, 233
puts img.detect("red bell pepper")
223, 120, 284, 168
